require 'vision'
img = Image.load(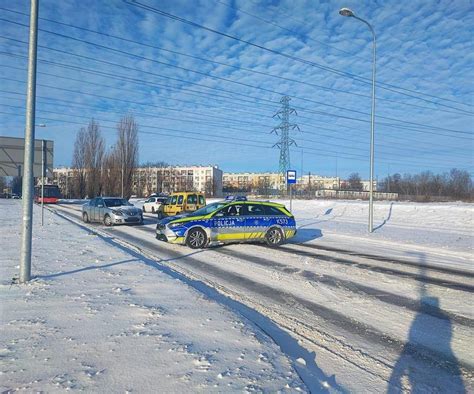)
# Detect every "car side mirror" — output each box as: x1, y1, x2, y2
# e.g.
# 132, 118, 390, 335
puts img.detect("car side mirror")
214, 212, 224, 217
